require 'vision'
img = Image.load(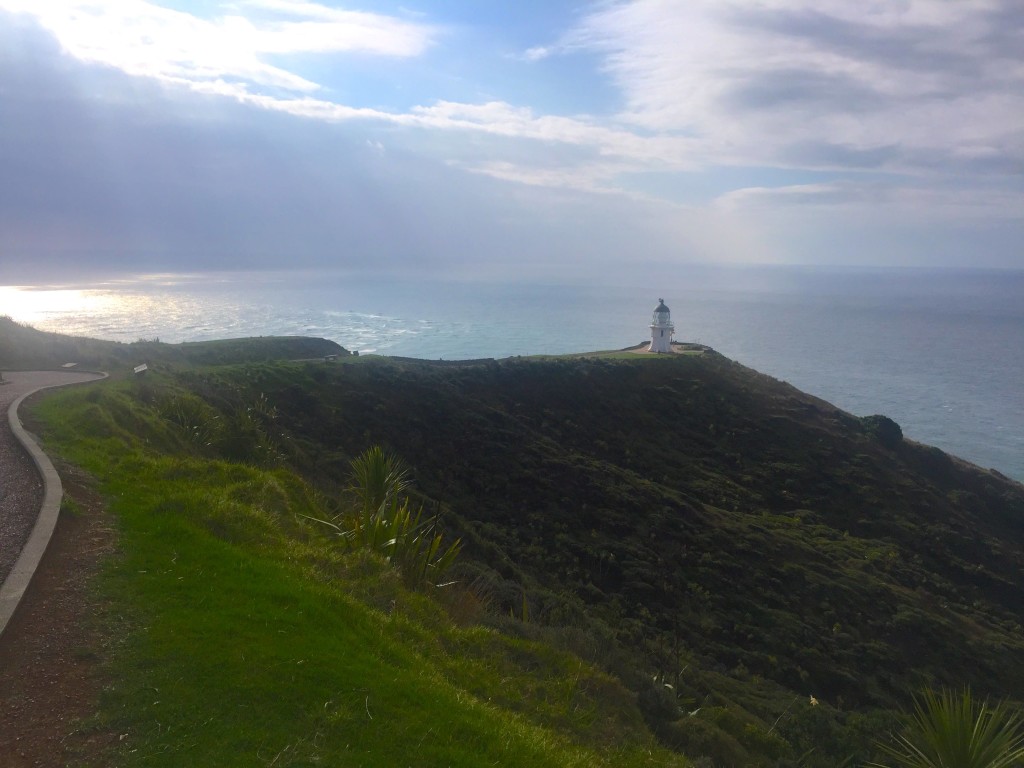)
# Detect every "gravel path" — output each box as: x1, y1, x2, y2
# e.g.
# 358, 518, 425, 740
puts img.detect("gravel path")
0, 370, 115, 766
0, 371, 104, 586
